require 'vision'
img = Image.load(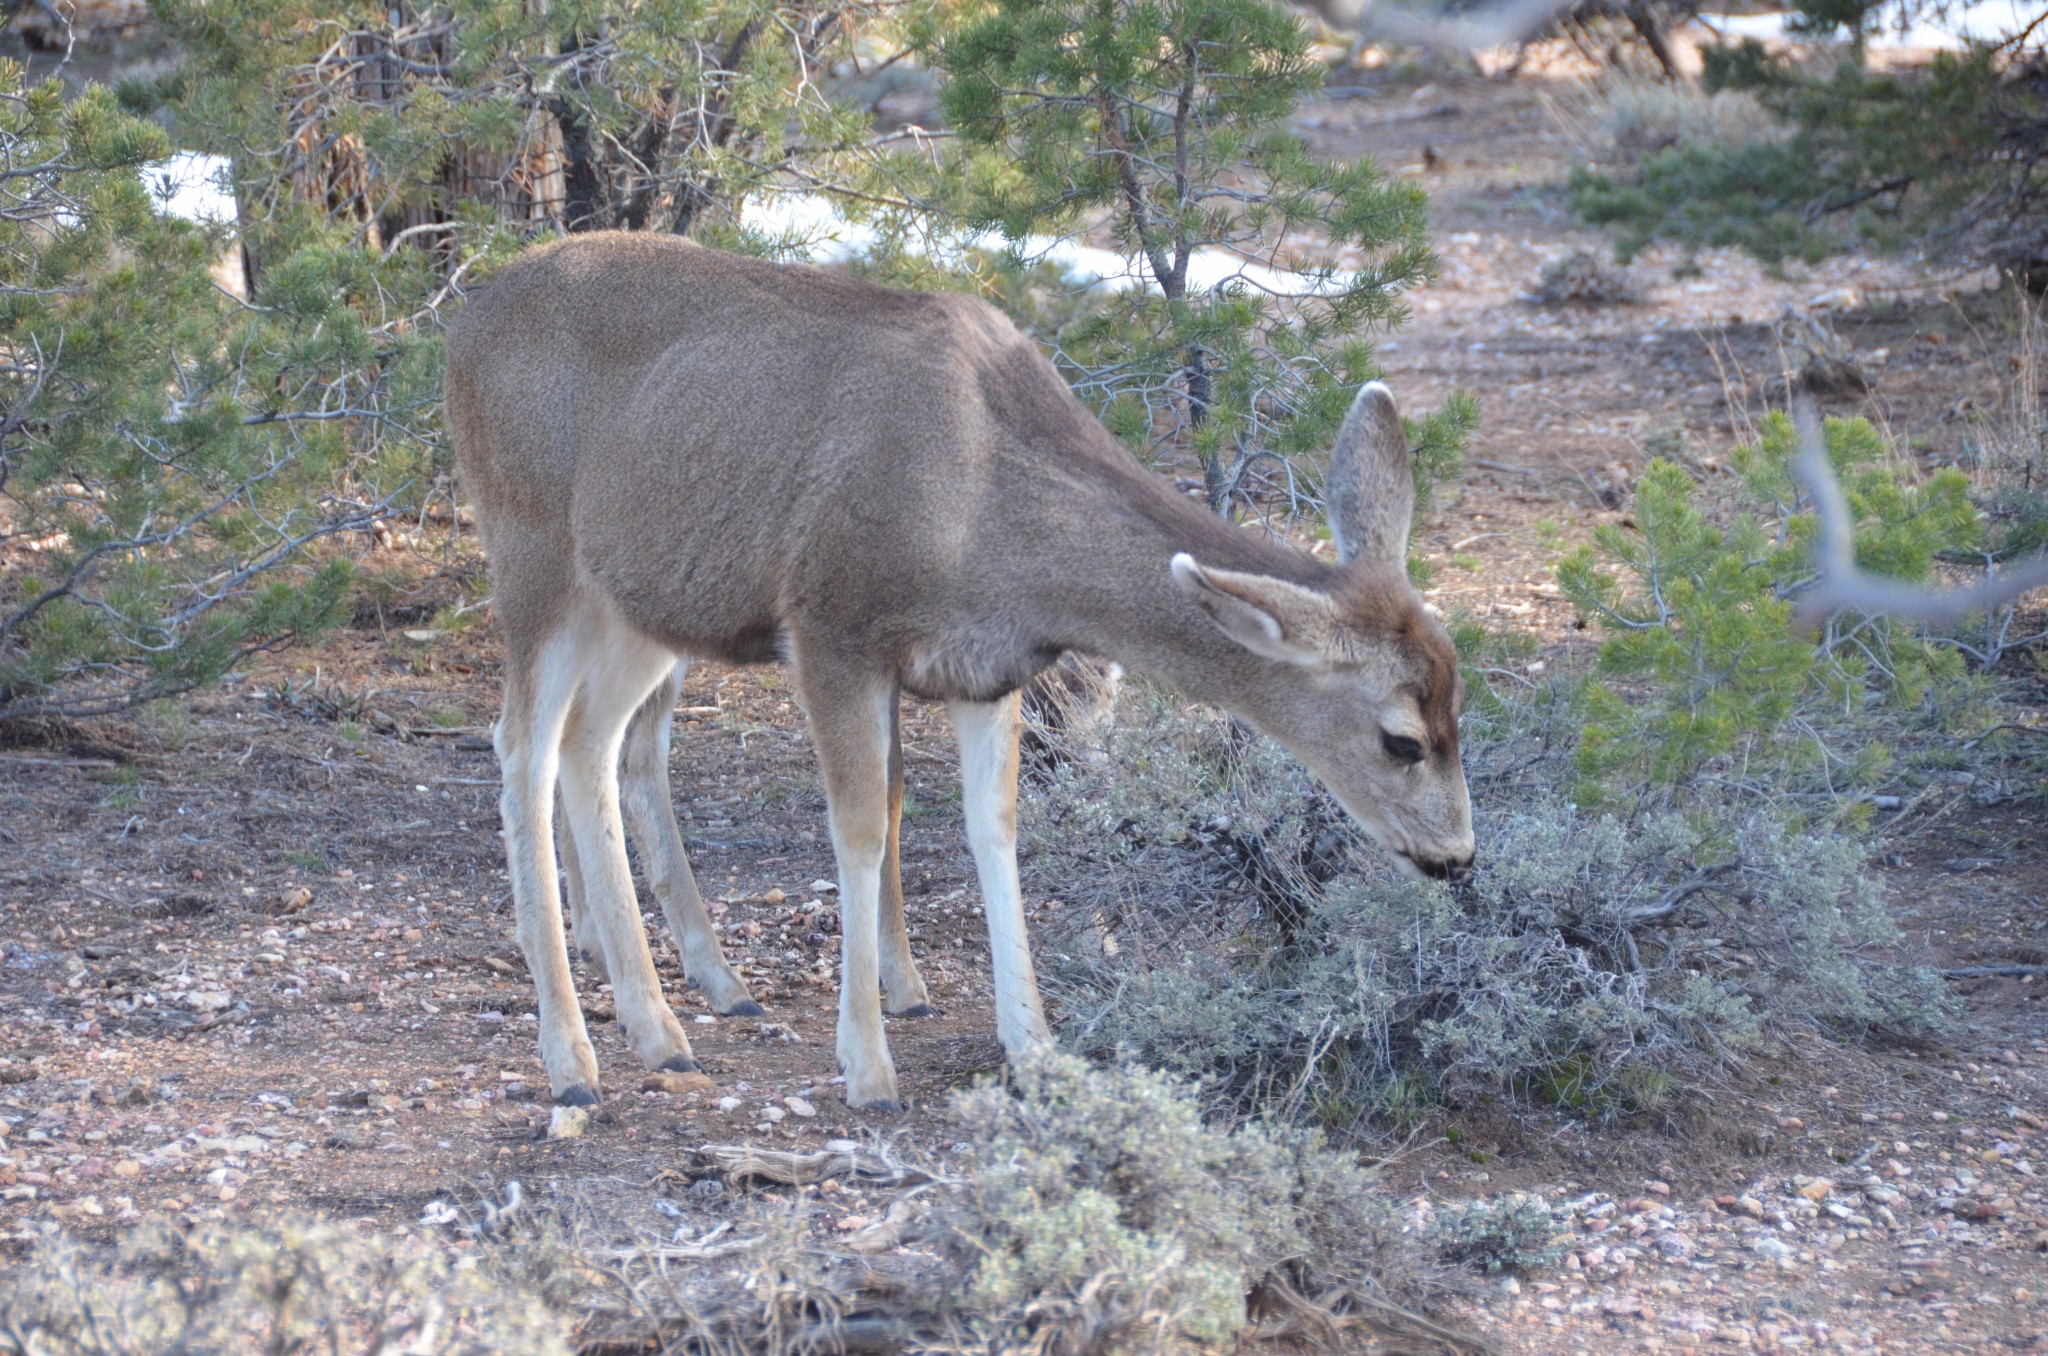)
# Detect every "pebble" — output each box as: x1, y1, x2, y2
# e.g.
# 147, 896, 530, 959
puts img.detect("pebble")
546, 1106, 589, 1140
